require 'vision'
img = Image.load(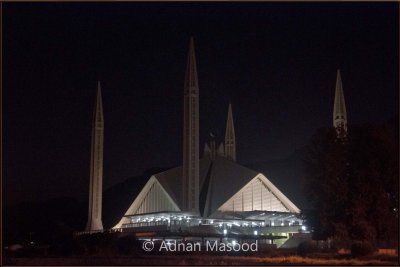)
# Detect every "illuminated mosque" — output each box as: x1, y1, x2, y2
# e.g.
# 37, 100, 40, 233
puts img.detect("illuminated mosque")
82, 38, 347, 248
